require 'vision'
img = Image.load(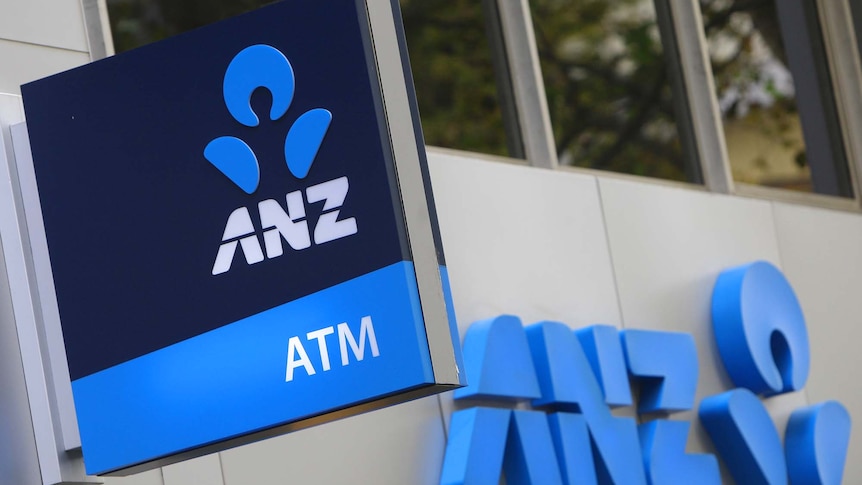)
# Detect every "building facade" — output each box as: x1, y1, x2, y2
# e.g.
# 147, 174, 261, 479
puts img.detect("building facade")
1, 0, 861, 483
